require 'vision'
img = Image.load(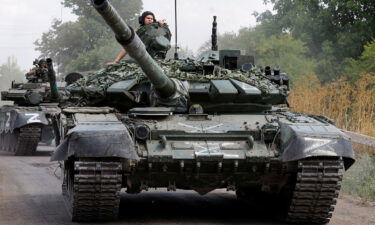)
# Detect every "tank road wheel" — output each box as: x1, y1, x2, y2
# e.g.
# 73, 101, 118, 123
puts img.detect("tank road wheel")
62, 159, 123, 222
14, 124, 42, 156
284, 158, 344, 224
